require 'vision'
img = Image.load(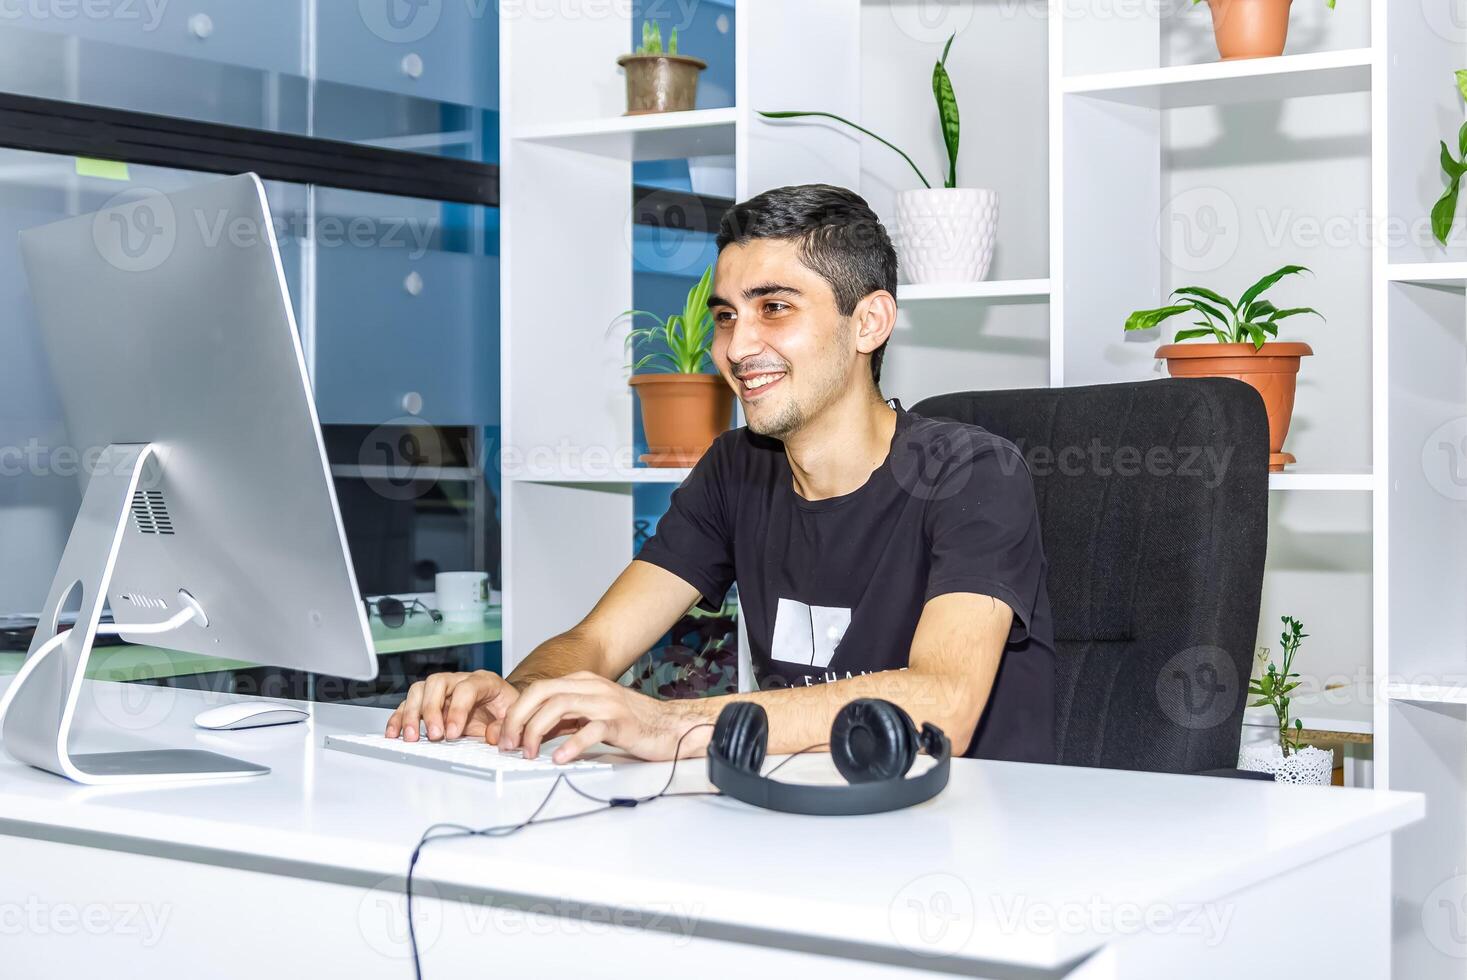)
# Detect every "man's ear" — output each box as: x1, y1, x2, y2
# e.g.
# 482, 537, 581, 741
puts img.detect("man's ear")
853, 290, 897, 356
